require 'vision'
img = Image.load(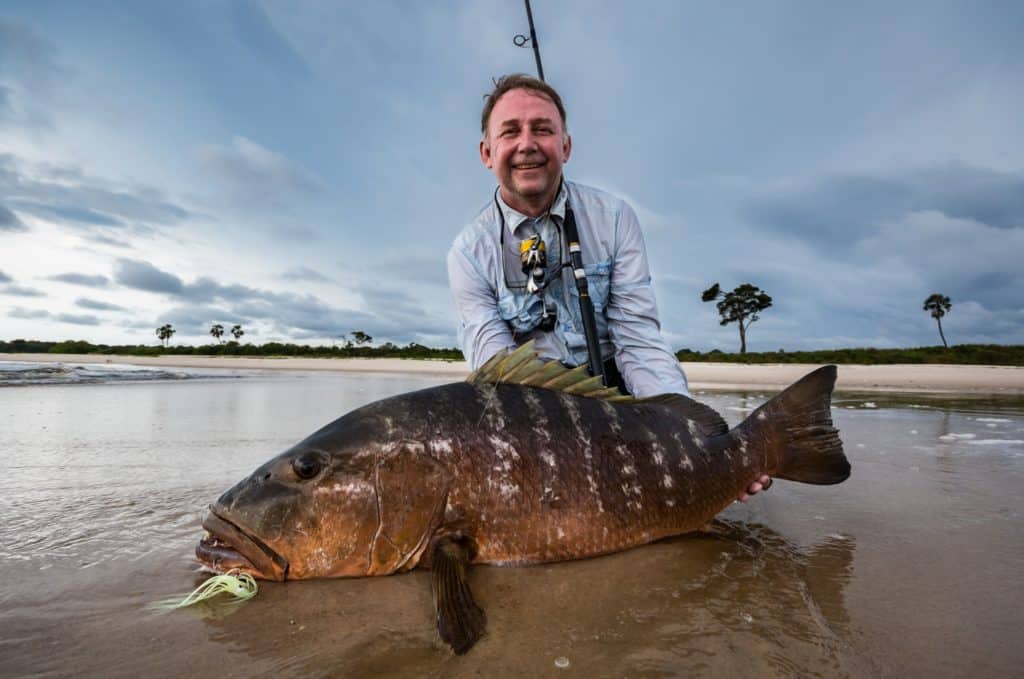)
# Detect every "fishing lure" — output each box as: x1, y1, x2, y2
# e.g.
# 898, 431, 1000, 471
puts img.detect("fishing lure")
156, 570, 258, 610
